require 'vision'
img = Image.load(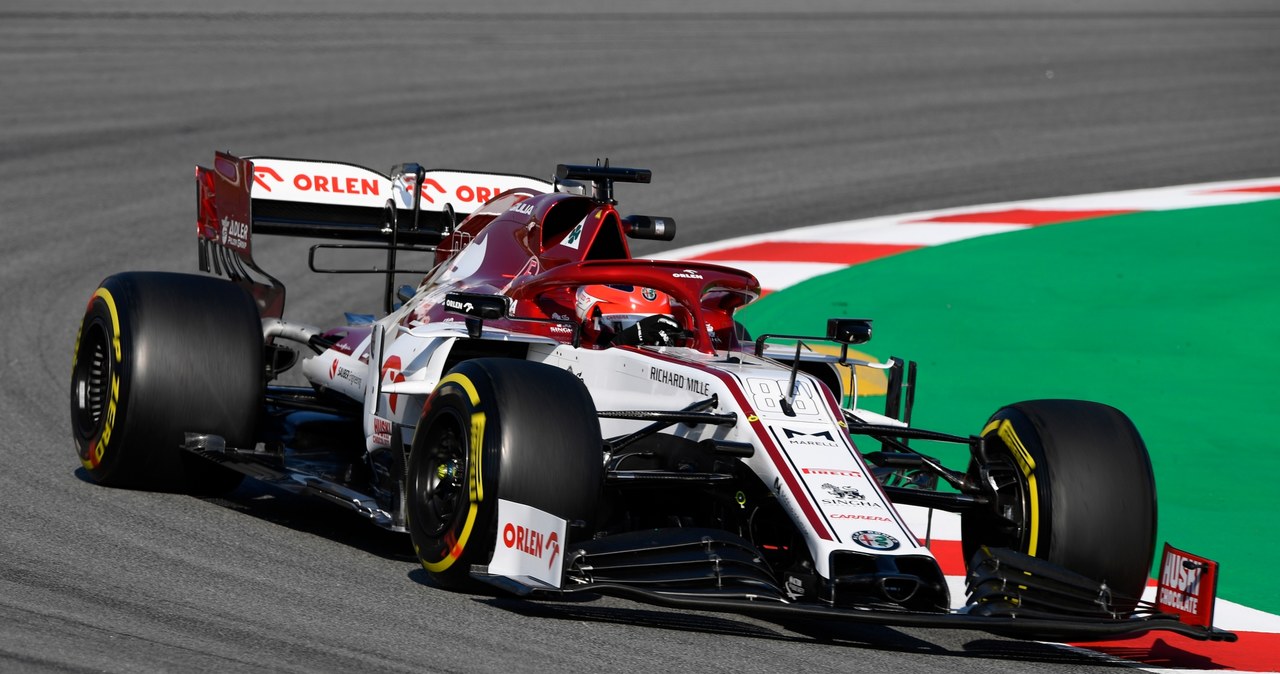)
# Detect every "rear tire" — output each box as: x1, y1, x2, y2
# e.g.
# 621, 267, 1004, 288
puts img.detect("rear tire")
406, 358, 602, 590
70, 272, 262, 493
961, 399, 1157, 613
